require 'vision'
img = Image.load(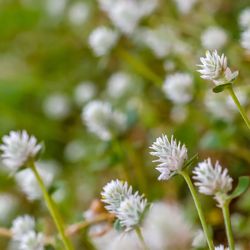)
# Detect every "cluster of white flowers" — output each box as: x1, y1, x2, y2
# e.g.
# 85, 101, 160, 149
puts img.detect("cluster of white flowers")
201, 26, 228, 50
101, 179, 147, 231
74, 81, 96, 106
239, 8, 250, 52
11, 215, 44, 250
197, 50, 238, 85
150, 135, 188, 180
88, 26, 119, 56
97, 0, 158, 34
0, 130, 42, 172
82, 100, 127, 141
162, 72, 194, 104
193, 158, 233, 206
